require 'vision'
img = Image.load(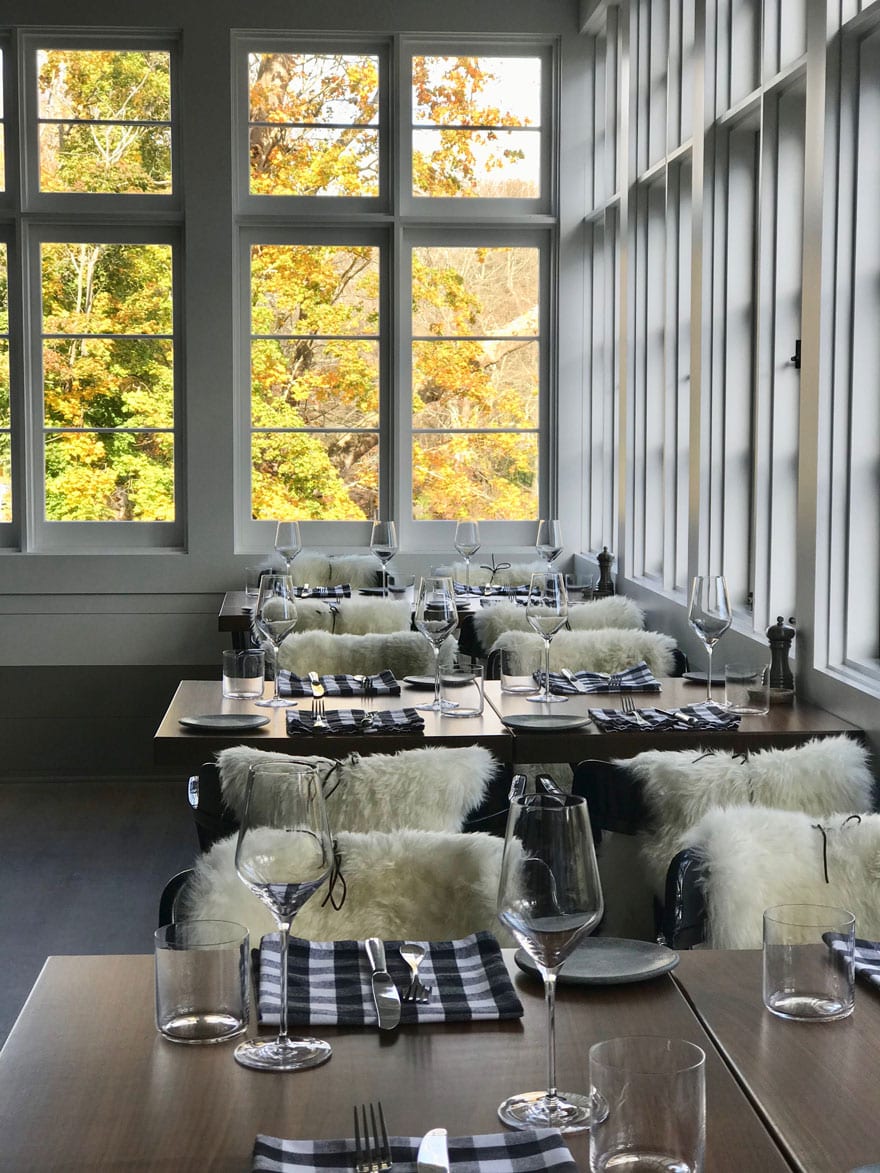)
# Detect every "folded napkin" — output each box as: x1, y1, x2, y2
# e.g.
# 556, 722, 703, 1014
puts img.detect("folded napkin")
292, 584, 351, 598
285, 708, 425, 735
587, 701, 741, 732
253, 1128, 577, 1172
544, 660, 661, 694
278, 670, 401, 698
826, 935, 880, 990
257, 930, 523, 1026
454, 582, 530, 597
